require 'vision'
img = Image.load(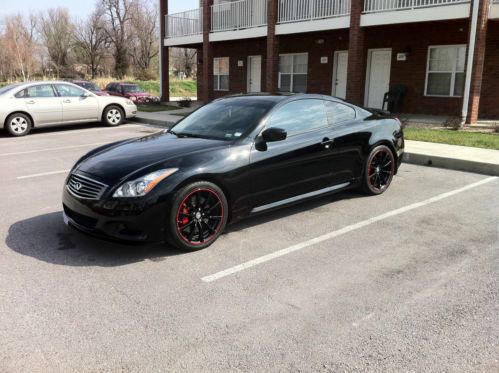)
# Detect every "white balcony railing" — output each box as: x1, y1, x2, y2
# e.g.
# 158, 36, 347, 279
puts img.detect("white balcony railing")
211, 0, 267, 33
364, 0, 469, 13
165, 8, 203, 38
278, 0, 351, 23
